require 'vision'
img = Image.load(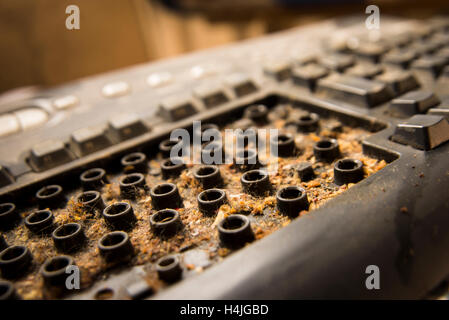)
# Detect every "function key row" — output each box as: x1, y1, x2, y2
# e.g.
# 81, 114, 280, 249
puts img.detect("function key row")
0, 108, 49, 138
0, 96, 80, 140
0, 70, 259, 178
100, 72, 258, 102
27, 113, 148, 172
25, 73, 258, 172
0, 73, 260, 181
